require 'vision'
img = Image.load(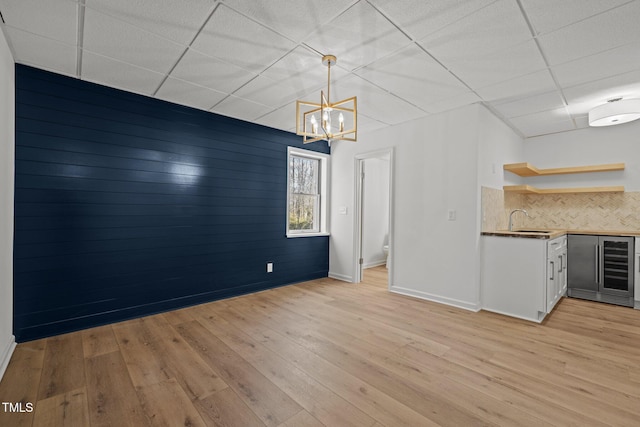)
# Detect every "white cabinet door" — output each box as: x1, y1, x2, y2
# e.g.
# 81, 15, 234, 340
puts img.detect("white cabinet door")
482, 234, 568, 322
482, 236, 547, 322
560, 245, 568, 296
546, 256, 557, 311
547, 236, 566, 313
